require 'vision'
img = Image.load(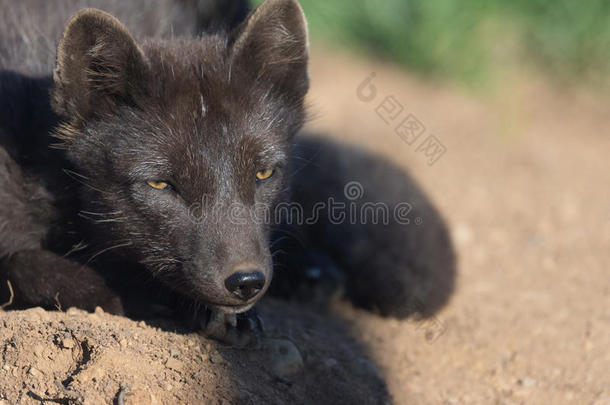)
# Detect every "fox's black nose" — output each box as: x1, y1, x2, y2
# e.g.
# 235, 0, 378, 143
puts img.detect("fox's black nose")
224, 271, 265, 301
